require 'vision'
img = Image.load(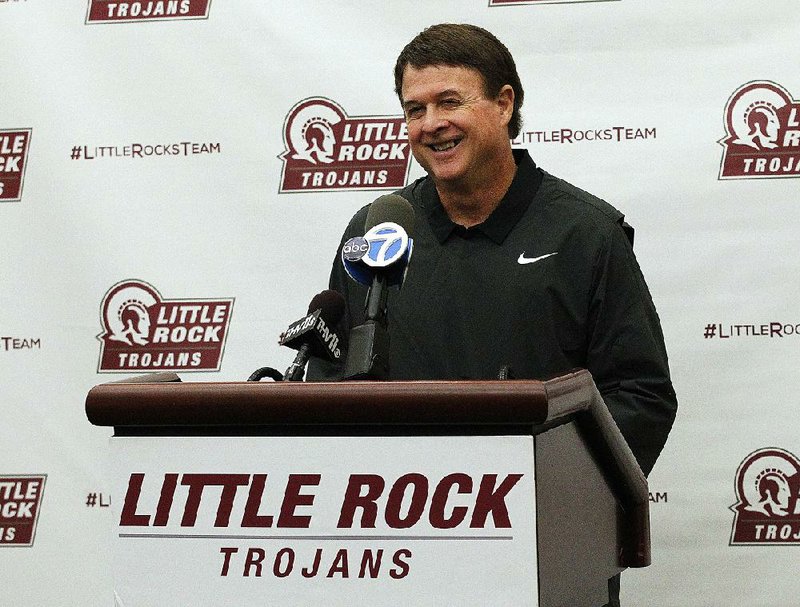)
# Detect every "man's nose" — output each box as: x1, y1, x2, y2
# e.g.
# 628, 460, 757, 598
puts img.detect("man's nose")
420, 107, 448, 133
